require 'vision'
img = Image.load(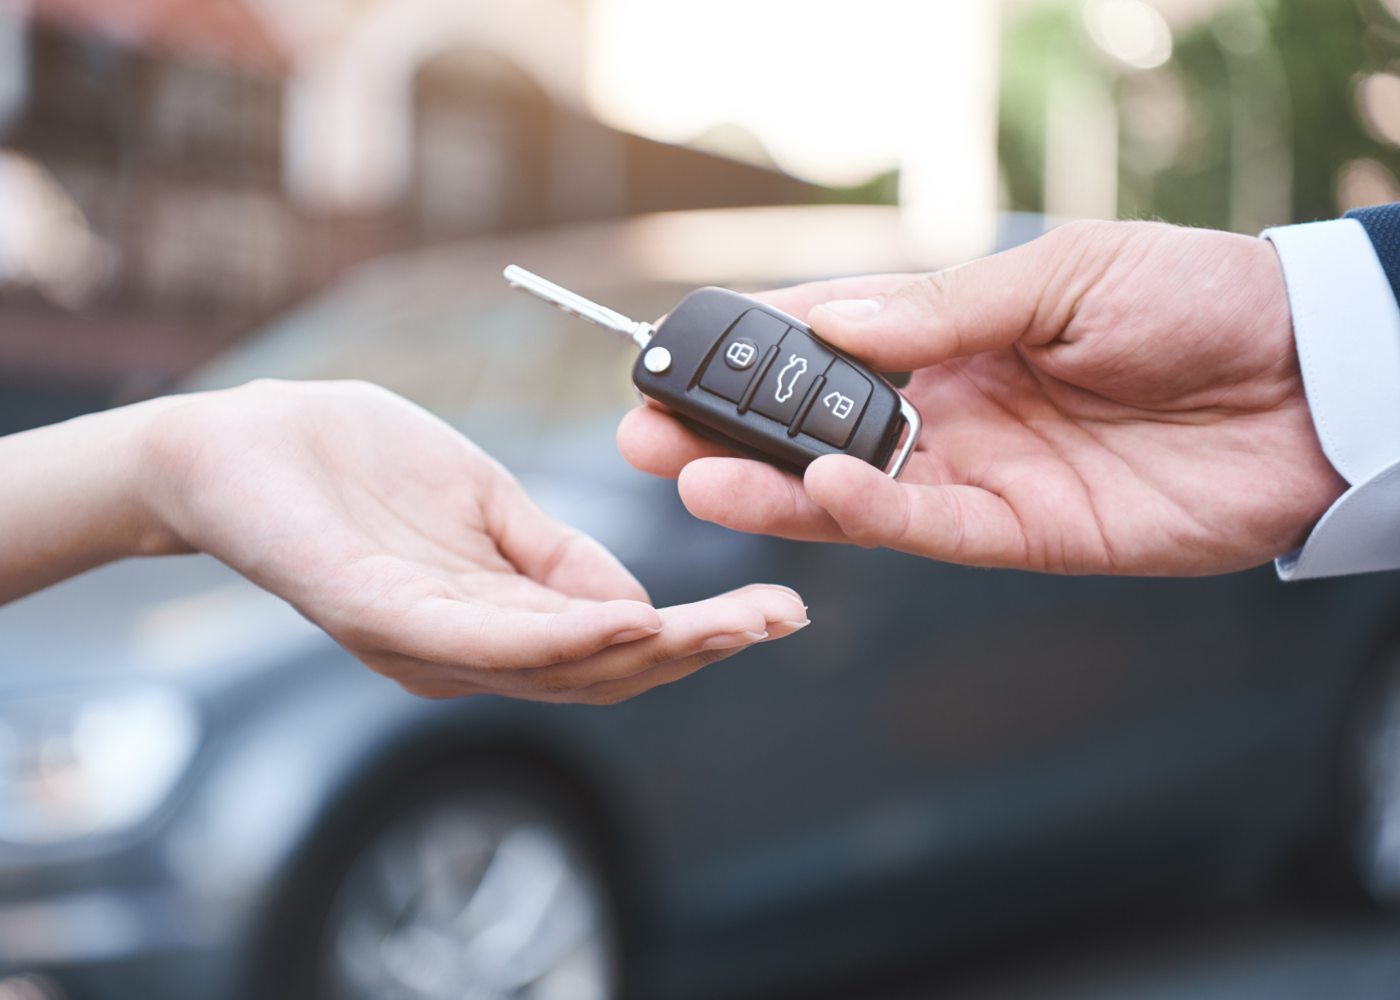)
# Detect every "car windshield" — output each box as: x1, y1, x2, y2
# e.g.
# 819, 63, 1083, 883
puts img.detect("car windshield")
186, 245, 687, 465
